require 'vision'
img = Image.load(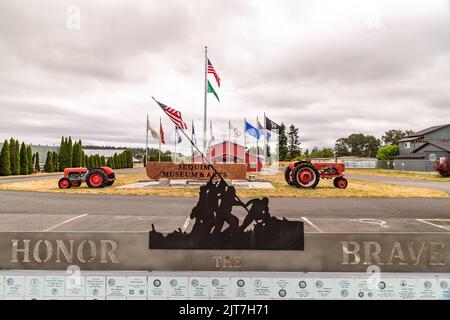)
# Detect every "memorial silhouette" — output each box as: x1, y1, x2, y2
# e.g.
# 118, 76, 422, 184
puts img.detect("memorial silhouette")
149, 174, 304, 250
